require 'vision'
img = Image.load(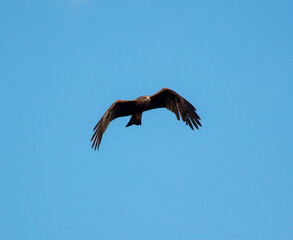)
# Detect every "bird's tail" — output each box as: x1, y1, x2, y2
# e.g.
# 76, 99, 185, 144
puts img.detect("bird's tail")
126, 113, 142, 127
